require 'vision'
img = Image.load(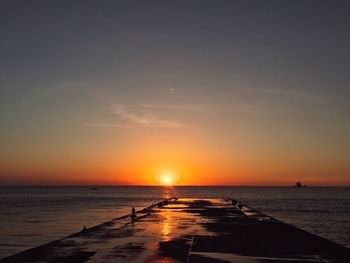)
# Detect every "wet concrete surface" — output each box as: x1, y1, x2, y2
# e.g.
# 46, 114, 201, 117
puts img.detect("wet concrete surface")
1, 198, 349, 263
